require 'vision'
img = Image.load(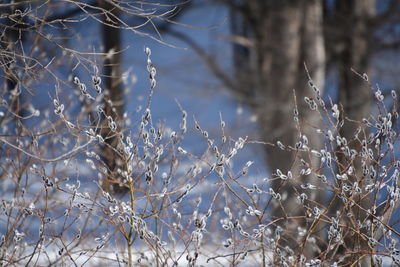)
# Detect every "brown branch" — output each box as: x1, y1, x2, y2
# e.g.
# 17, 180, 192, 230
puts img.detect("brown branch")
165, 29, 255, 106
377, 39, 400, 51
